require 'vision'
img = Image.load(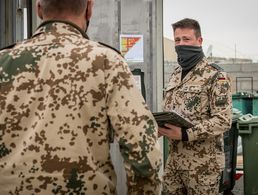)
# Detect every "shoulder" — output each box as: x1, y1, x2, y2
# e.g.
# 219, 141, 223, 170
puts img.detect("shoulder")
98, 42, 122, 56
202, 63, 230, 85
208, 63, 231, 84
208, 63, 224, 72
206, 62, 229, 78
